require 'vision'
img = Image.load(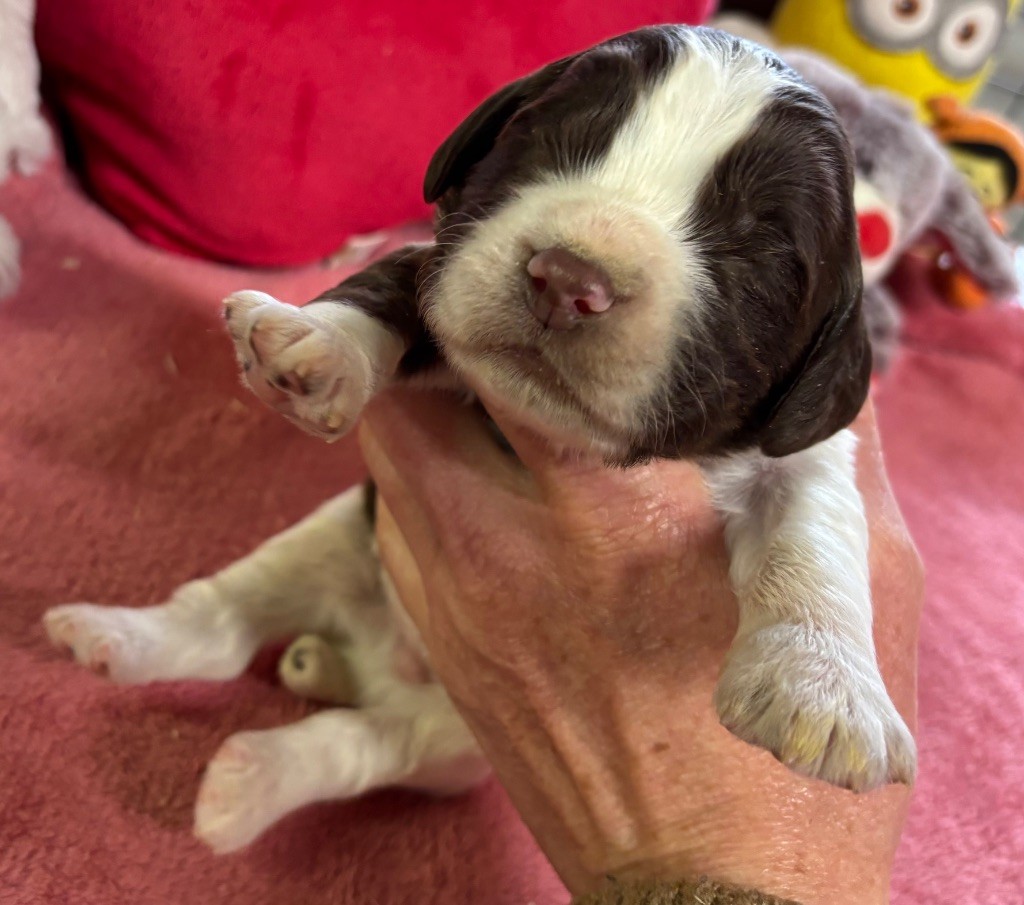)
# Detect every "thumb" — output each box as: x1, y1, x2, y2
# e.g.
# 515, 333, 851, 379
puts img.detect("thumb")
359, 388, 528, 567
